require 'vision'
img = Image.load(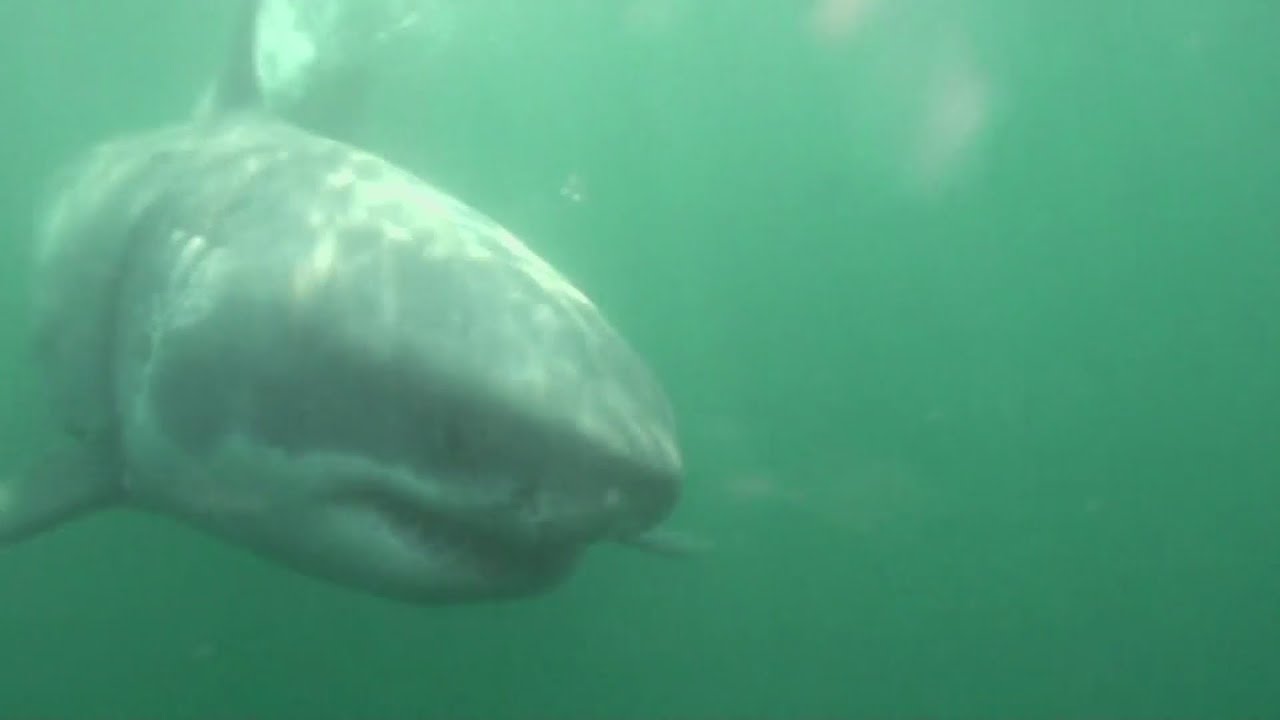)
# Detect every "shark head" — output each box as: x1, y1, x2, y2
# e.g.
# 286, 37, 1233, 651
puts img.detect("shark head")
100, 118, 684, 603
3, 0, 691, 606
